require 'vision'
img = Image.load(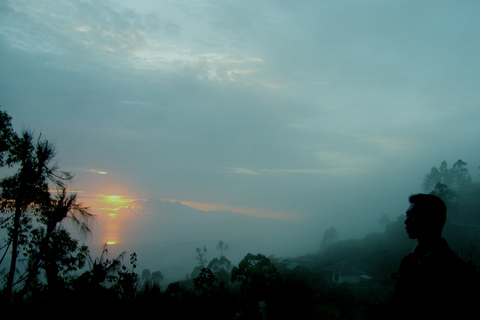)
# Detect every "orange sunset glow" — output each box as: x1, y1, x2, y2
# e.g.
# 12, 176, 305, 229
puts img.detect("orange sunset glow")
161, 198, 297, 219
78, 190, 144, 246
77, 188, 297, 246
